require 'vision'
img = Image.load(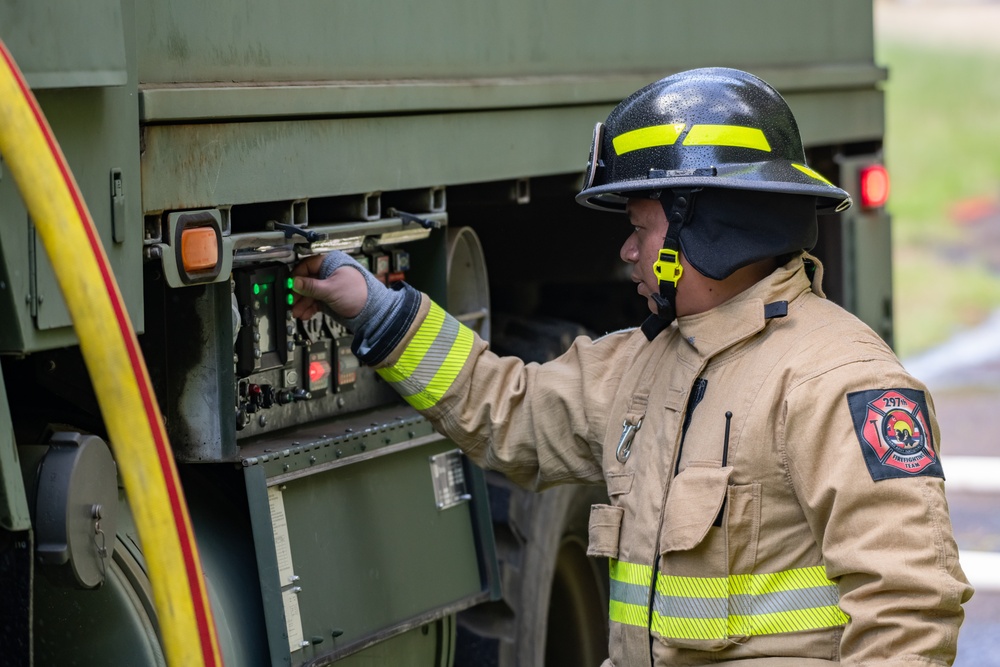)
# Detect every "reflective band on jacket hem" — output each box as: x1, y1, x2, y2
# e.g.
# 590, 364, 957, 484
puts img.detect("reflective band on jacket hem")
609, 559, 848, 640
376, 301, 474, 410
